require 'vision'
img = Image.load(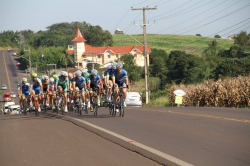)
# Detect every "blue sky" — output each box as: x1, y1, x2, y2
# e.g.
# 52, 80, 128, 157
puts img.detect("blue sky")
1, 0, 250, 38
